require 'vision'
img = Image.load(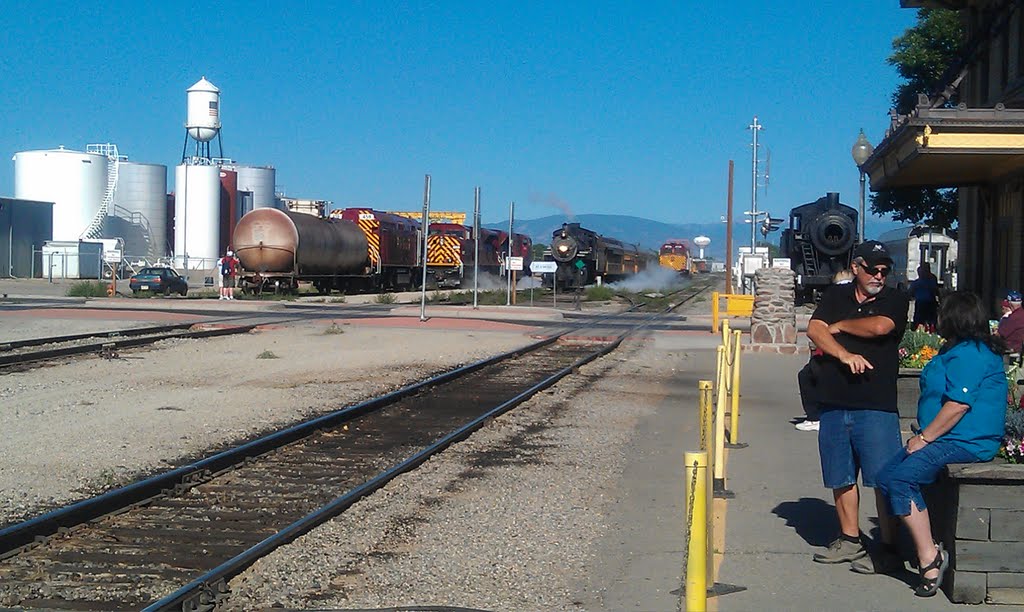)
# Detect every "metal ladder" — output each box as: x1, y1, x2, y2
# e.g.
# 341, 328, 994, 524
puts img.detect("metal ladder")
80, 143, 120, 240
800, 242, 818, 276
